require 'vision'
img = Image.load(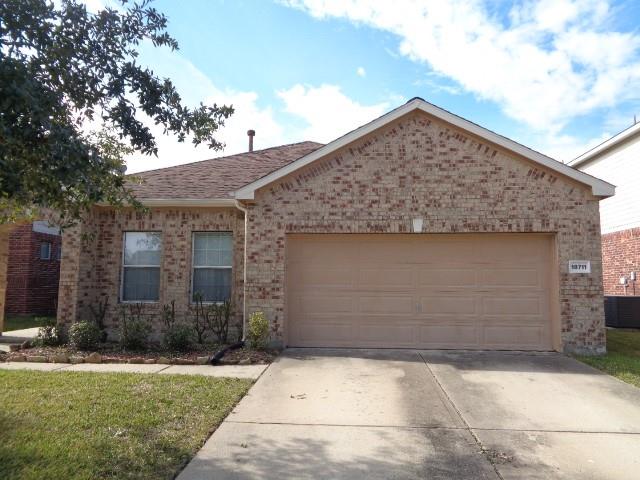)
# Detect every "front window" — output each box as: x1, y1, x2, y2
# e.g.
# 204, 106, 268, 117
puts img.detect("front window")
39, 242, 51, 260
192, 232, 232, 302
121, 232, 161, 302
